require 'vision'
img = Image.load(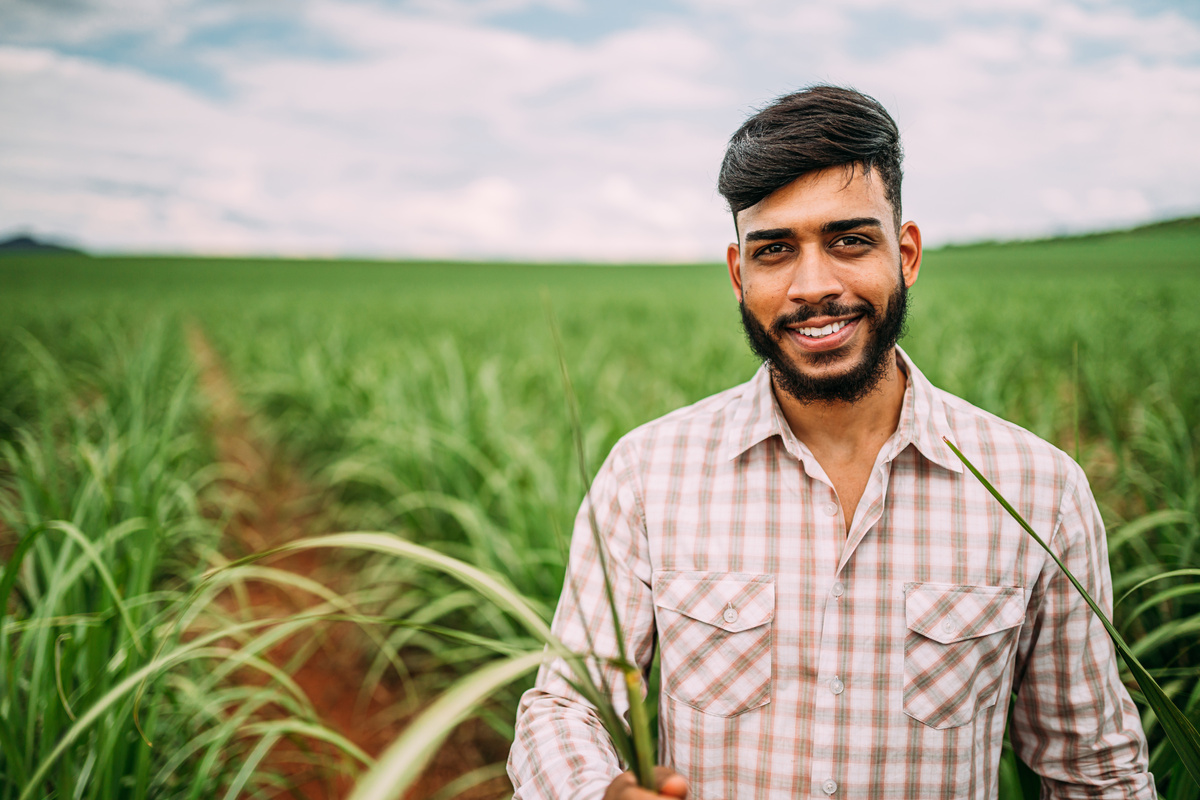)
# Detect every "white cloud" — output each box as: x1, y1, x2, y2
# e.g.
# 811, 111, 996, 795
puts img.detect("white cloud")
0, 0, 249, 47
1, 0, 1198, 258
696, 0, 1200, 242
